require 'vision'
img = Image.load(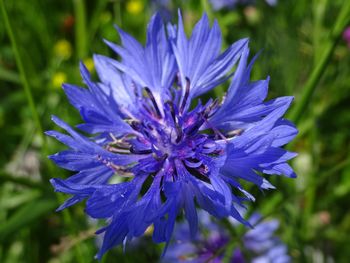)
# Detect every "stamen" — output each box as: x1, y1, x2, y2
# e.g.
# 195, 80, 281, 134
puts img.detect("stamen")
180, 77, 190, 114
227, 129, 243, 138
165, 101, 176, 122
185, 165, 210, 183
109, 133, 118, 143
108, 133, 130, 149
108, 163, 133, 177
207, 99, 219, 117
152, 153, 168, 162
144, 87, 161, 118
203, 118, 227, 141
106, 145, 130, 154
129, 146, 152, 155
165, 101, 183, 143
185, 116, 204, 136
130, 121, 142, 132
